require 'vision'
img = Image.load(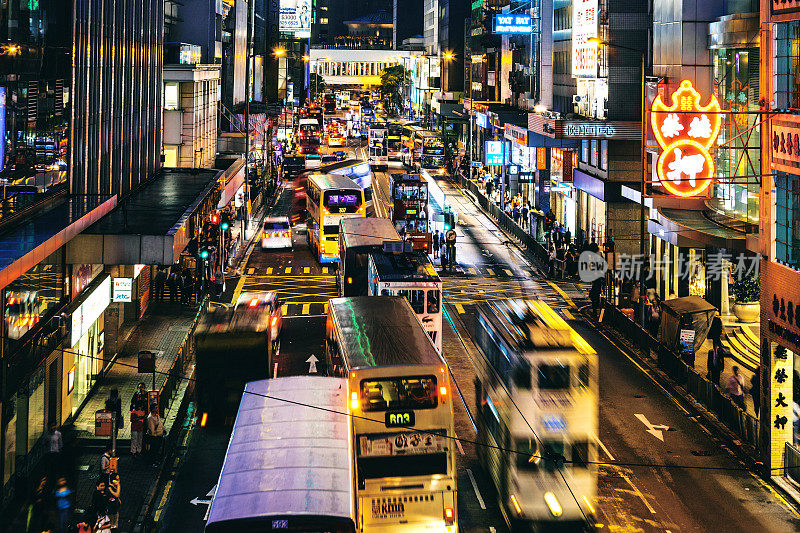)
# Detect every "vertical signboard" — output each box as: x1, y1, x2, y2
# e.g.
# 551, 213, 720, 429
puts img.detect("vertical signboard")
280, 0, 312, 35
0, 87, 5, 173
572, 0, 598, 78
